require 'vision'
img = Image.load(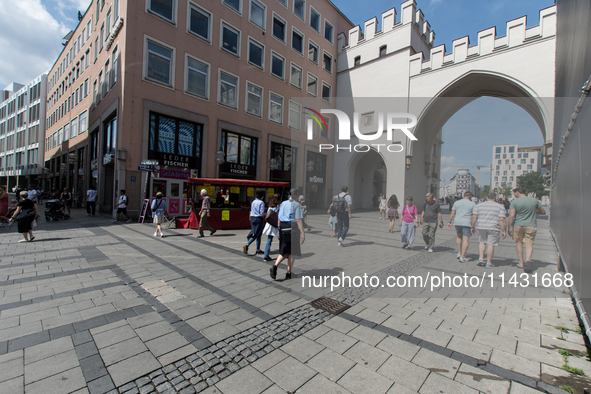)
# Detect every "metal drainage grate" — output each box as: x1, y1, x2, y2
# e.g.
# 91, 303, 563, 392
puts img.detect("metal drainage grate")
310, 297, 351, 315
